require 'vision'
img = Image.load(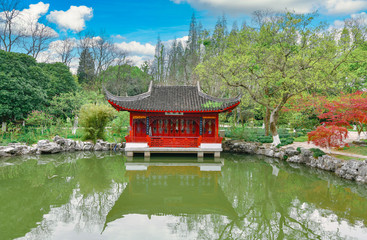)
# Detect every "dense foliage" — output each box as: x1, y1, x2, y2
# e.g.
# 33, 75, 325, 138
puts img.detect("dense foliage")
196, 12, 365, 145
0, 51, 48, 122
79, 104, 116, 143
39, 62, 79, 99
102, 64, 151, 96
